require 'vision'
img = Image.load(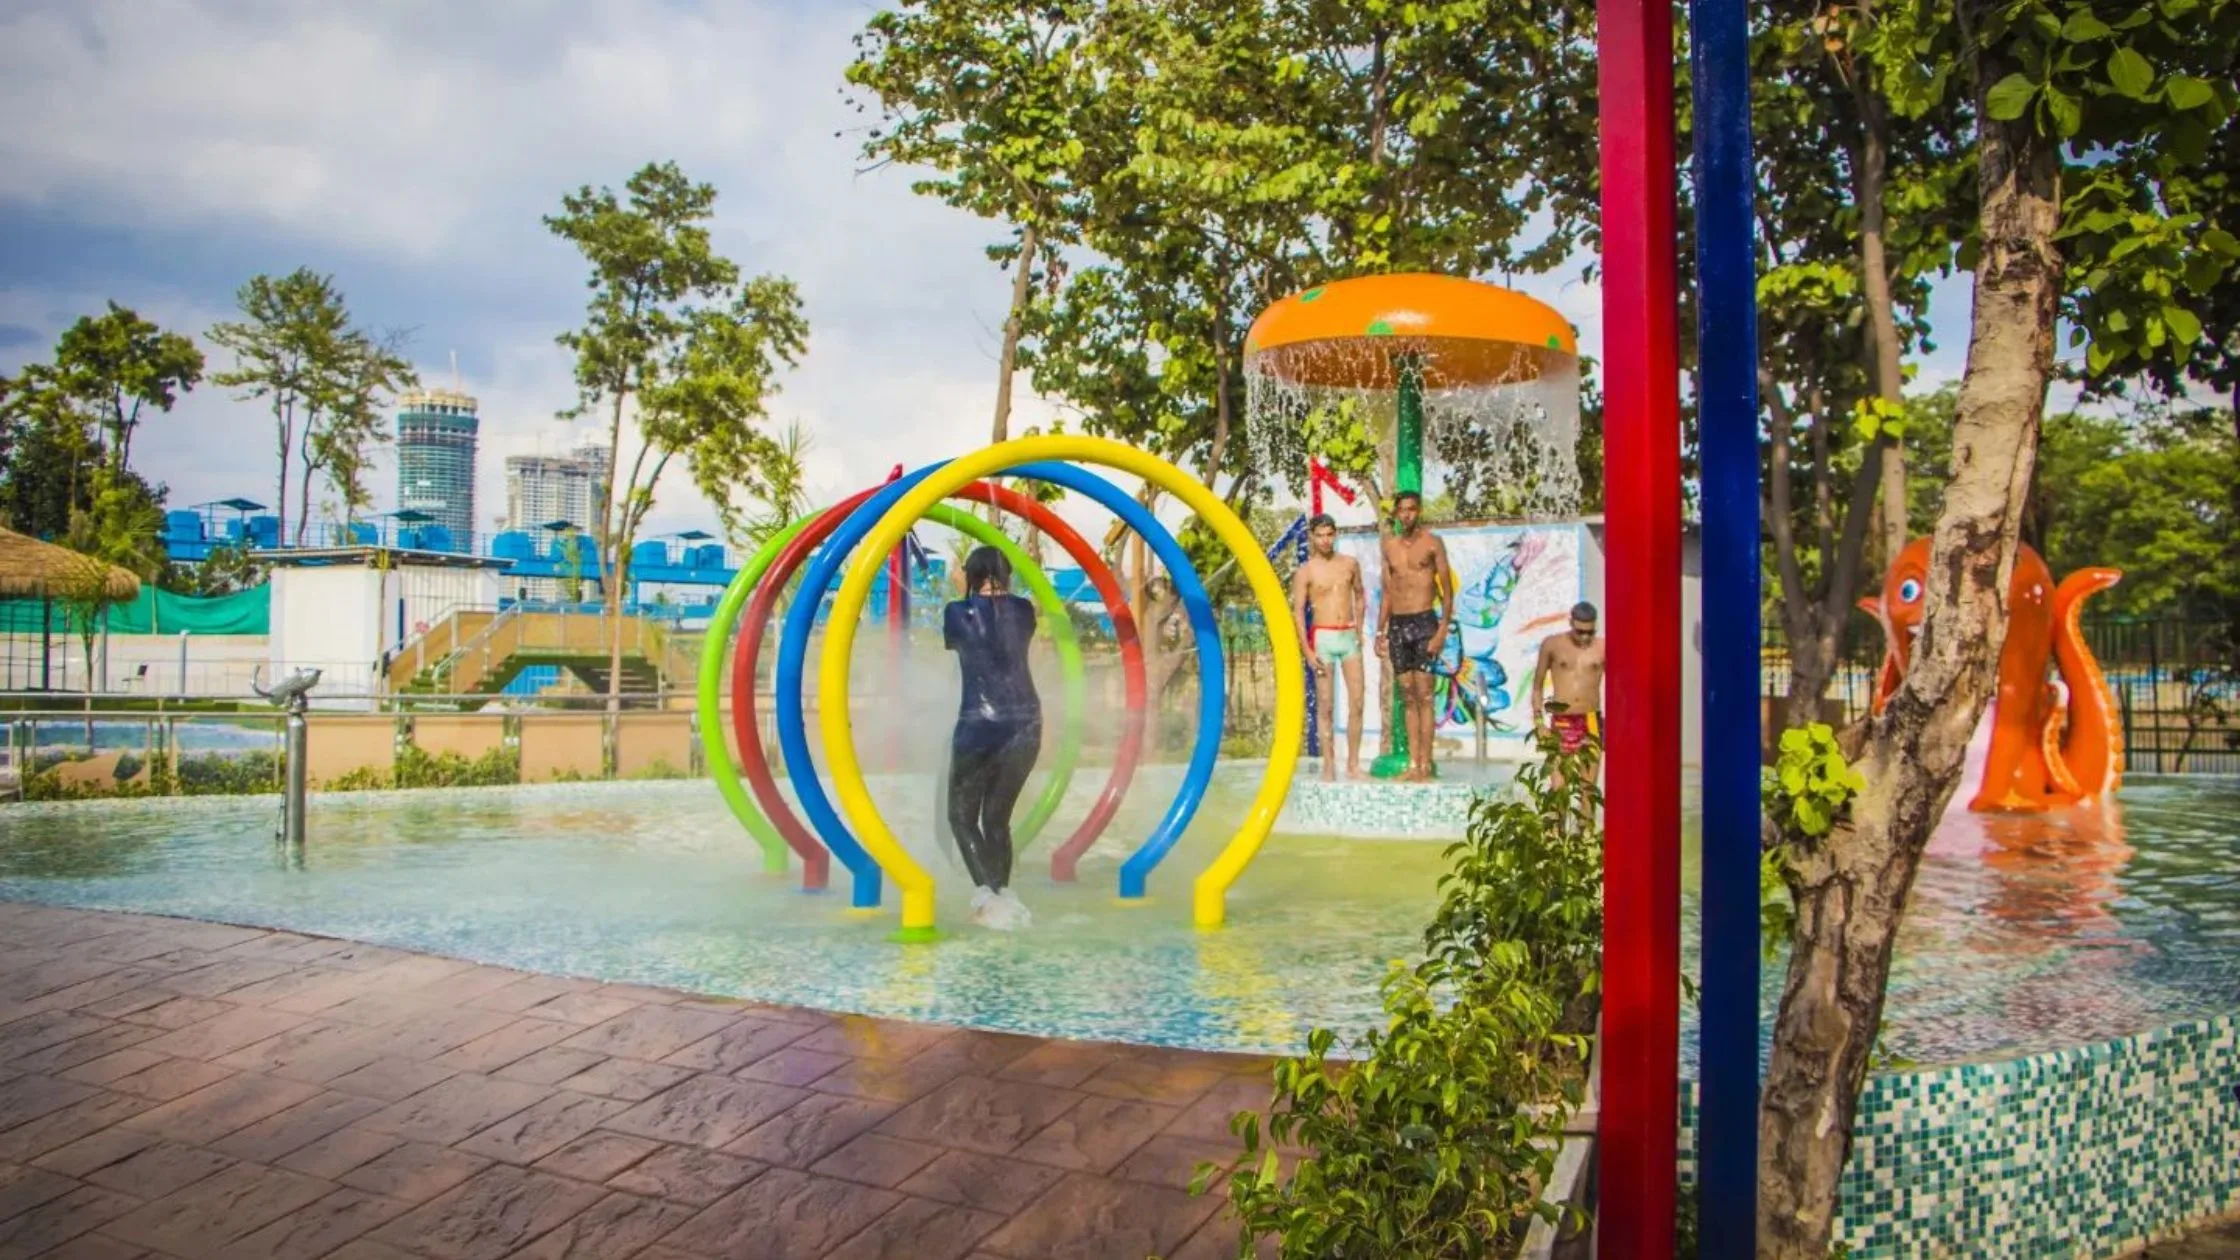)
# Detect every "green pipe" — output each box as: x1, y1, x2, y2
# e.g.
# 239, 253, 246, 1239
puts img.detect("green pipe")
1373, 359, 1427, 780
